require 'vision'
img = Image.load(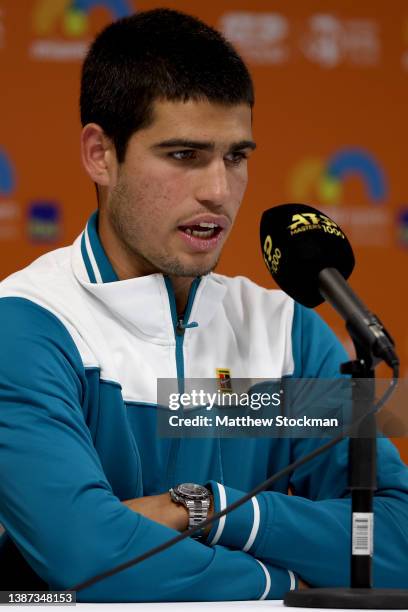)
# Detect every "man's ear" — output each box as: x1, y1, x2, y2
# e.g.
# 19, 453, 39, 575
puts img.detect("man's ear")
81, 123, 117, 187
